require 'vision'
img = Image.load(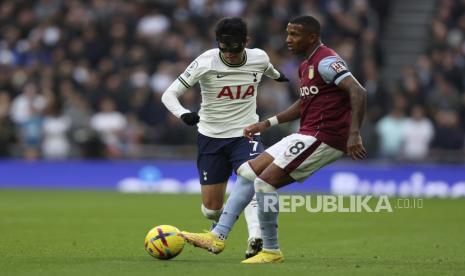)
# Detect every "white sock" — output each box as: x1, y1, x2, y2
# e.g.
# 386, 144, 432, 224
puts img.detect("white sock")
244, 195, 262, 240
